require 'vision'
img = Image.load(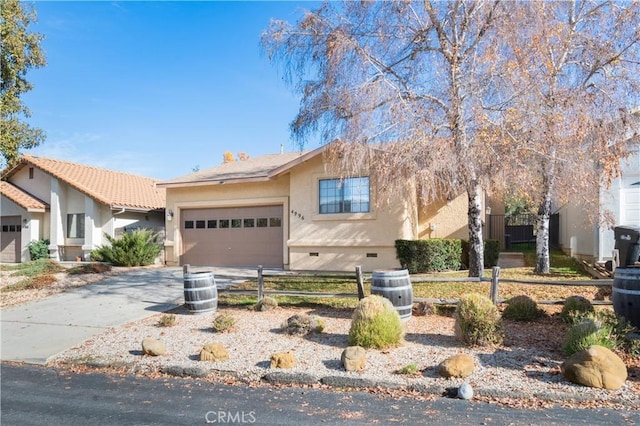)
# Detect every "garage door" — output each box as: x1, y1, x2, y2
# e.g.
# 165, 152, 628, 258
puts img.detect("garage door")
622, 186, 640, 225
181, 206, 283, 267
1, 216, 22, 263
